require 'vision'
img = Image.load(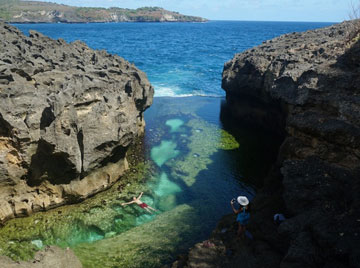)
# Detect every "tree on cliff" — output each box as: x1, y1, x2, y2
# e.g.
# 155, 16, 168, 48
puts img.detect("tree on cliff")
347, 1, 360, 42
349, 0, 360, 19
